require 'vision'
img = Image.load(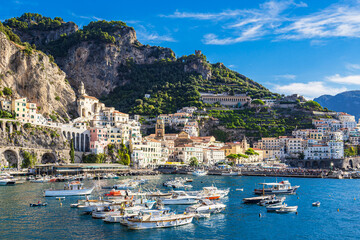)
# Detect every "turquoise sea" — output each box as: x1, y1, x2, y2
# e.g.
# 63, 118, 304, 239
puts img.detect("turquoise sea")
1, 175, 360, 240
